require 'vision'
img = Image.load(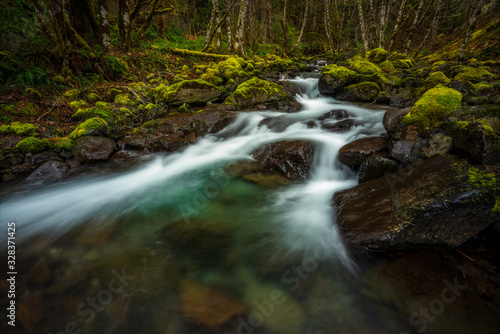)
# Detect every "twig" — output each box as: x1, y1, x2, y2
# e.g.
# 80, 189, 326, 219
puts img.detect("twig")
38, 102, 58, 121
456, 249, 500, 278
